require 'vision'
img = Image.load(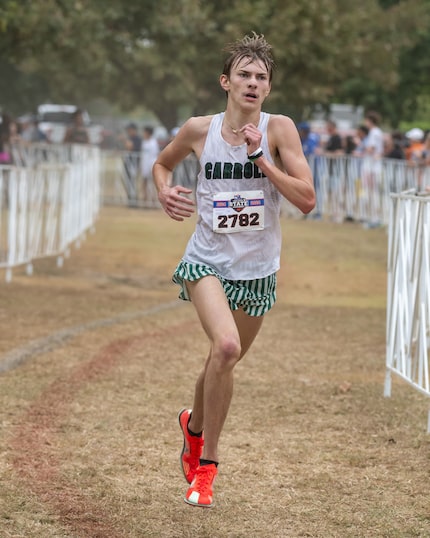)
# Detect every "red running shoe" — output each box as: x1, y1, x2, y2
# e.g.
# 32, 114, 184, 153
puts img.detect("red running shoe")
184, 463, 217, 508
178, 408, 204, 484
